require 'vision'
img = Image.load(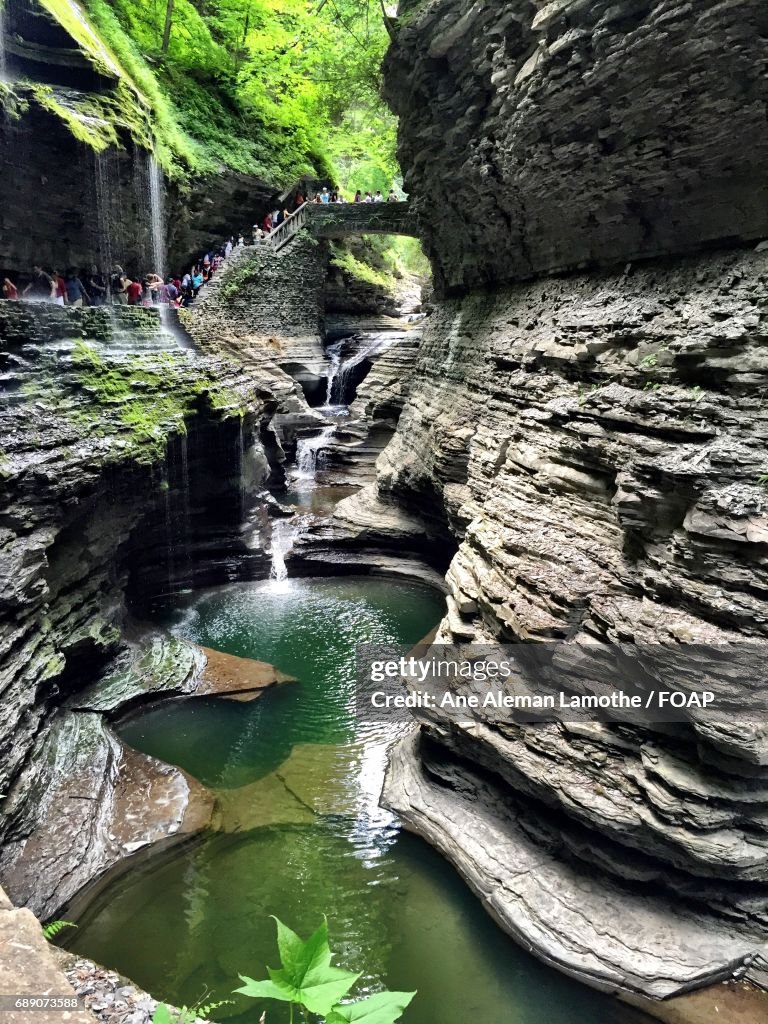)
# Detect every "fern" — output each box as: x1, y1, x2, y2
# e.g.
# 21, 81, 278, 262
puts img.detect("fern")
152, 998, 233, 1024
42, 920, 77, 940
